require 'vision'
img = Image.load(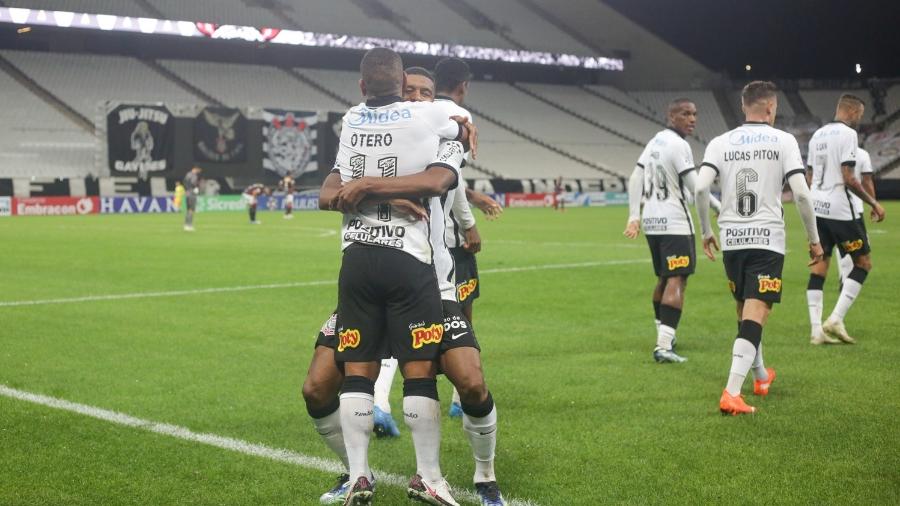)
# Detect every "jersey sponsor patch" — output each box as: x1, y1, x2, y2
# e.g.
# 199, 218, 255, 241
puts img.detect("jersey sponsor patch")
337, 328, 361, 352
758, 276, 782, 293
667, 255, 690, 270
411, 323, 443, 349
